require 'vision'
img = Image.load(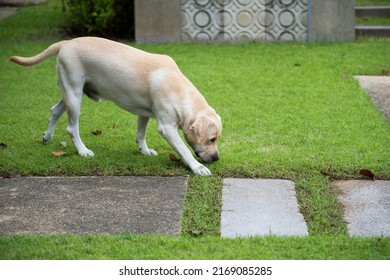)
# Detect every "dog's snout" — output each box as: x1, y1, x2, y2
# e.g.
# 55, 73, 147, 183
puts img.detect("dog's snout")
212, 154, 219, 161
